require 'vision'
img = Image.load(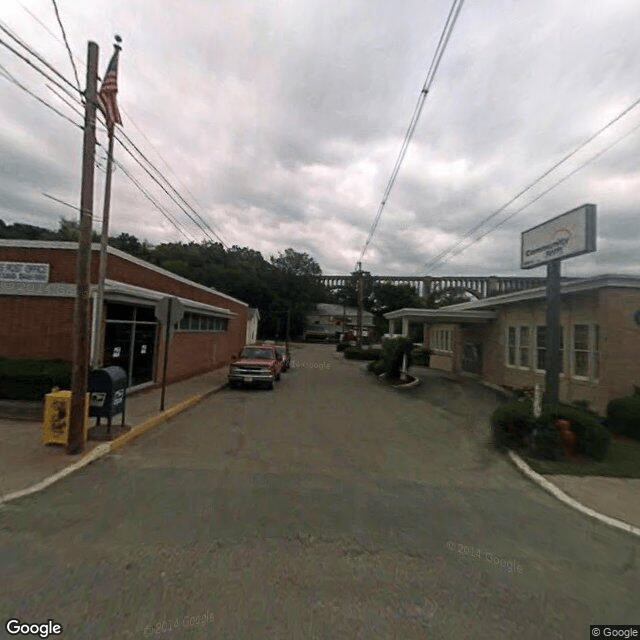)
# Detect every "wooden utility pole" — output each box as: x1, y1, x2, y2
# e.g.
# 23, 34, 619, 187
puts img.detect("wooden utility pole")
68, 41, 99, 455
356, 262, 363, 347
